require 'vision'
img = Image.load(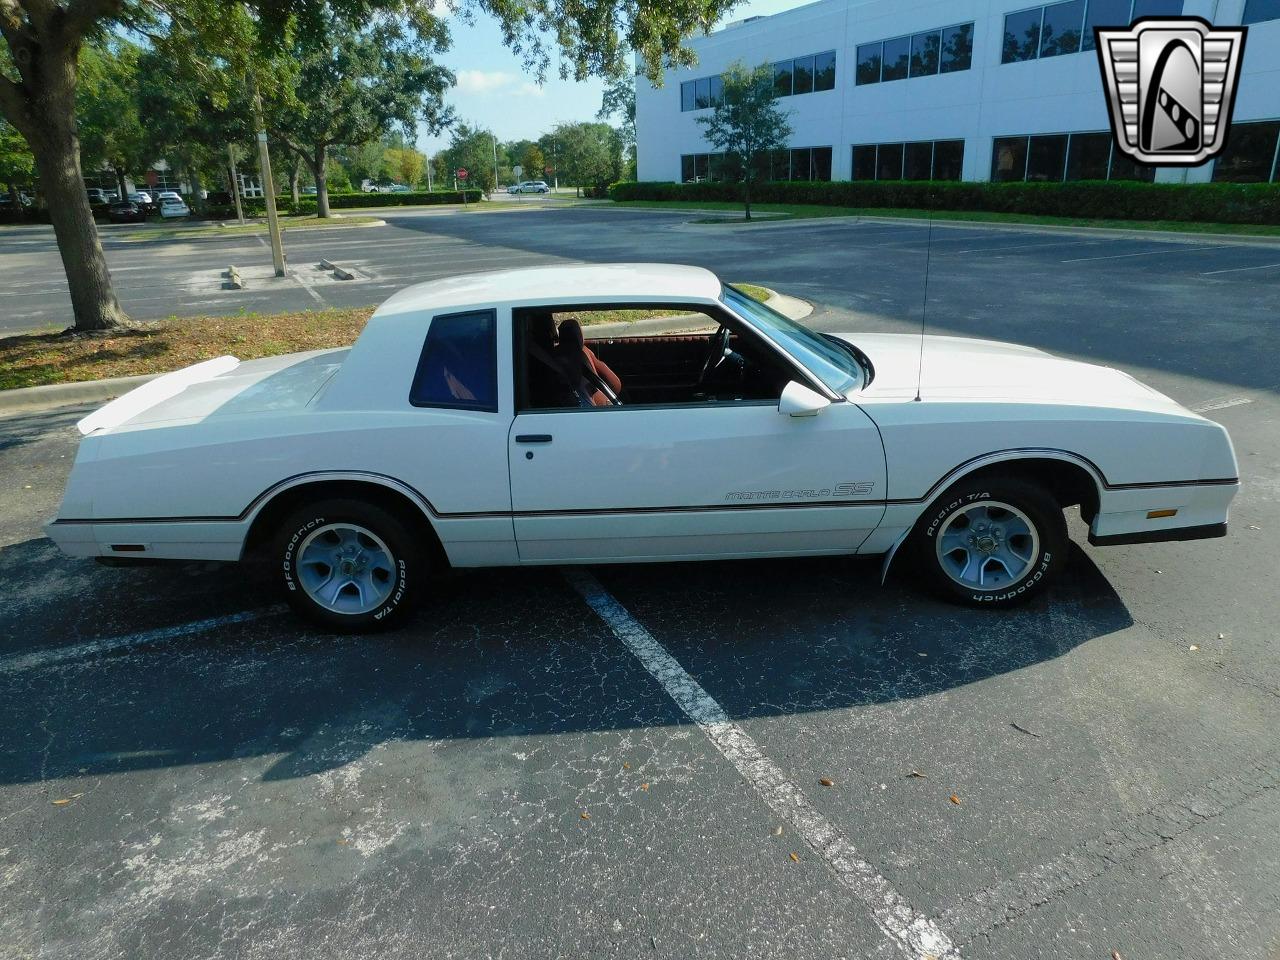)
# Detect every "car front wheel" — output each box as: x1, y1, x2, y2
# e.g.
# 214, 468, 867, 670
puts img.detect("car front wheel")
910, 477, 1067, 607
273, 498, 423, 631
